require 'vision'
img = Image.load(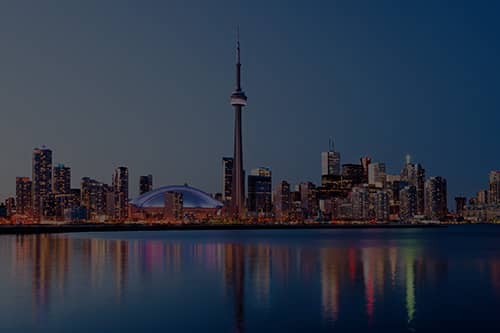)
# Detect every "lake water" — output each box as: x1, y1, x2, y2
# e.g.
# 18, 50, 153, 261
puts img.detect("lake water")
1, 225, 499, 332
